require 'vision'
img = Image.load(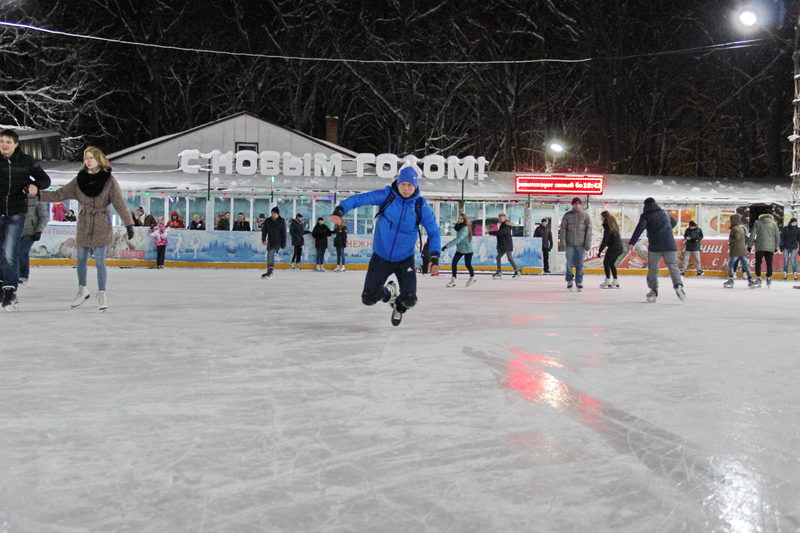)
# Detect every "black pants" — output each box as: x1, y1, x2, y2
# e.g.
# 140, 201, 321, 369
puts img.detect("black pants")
362, 254, 417, 313
755, 251, 774, 278
291, 245, 302, 263
603, 251, 621, 279
542, 249, 550, 272
156, 245, 166, 266
451, 252, 474, 278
